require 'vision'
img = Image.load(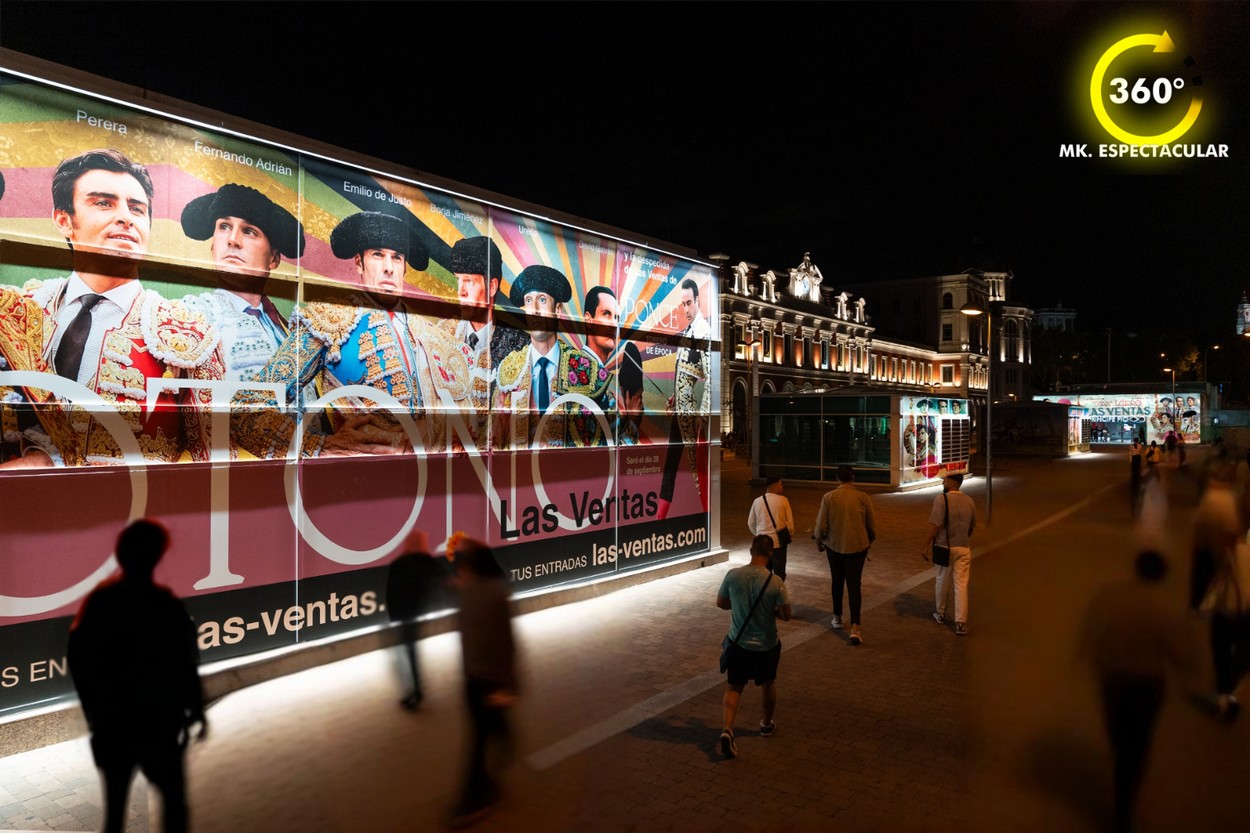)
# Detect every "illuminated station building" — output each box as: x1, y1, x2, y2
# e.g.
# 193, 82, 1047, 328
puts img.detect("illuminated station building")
716, 256, 1033, 486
